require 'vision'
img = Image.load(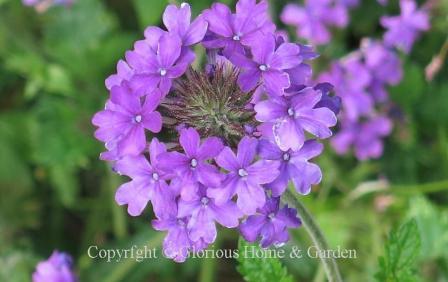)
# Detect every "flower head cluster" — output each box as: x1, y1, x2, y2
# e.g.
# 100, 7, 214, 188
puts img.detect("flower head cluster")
32, 251, 77, 282
23, 0, 74, 12
281, 0, 351, 45
319, 0, 429, 160
93, 0, 338, 262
